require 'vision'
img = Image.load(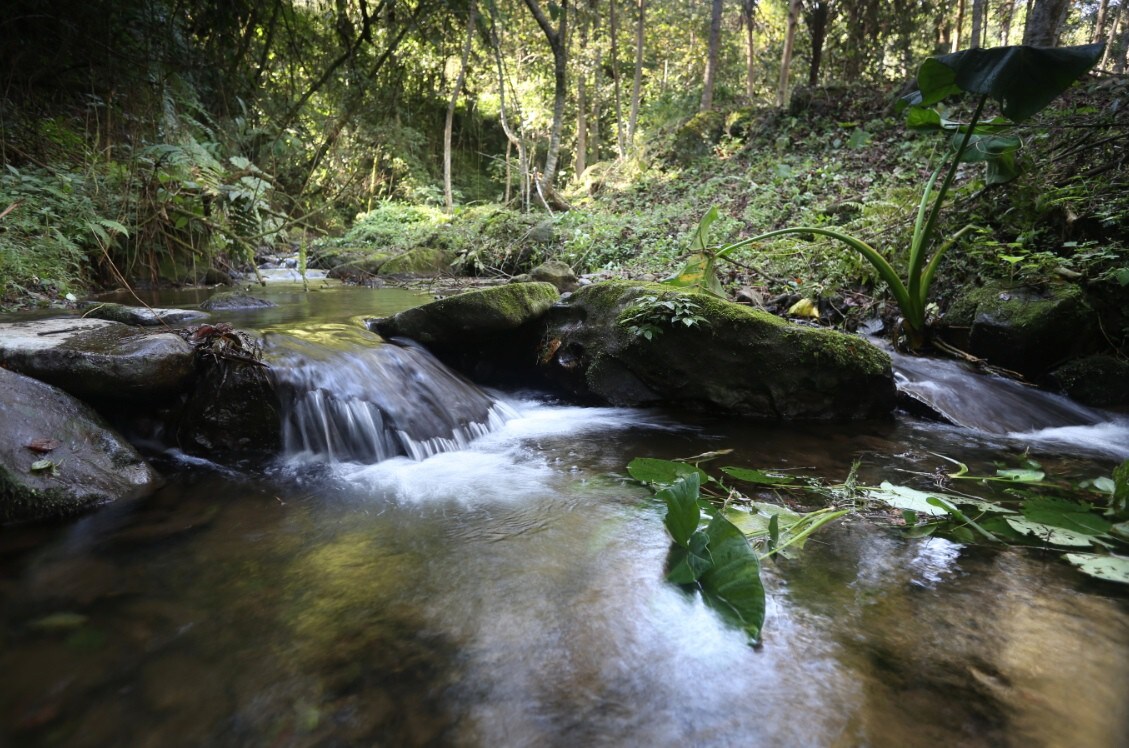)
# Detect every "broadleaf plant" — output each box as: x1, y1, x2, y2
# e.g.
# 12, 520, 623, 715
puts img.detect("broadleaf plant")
671, 44, 1104, 351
